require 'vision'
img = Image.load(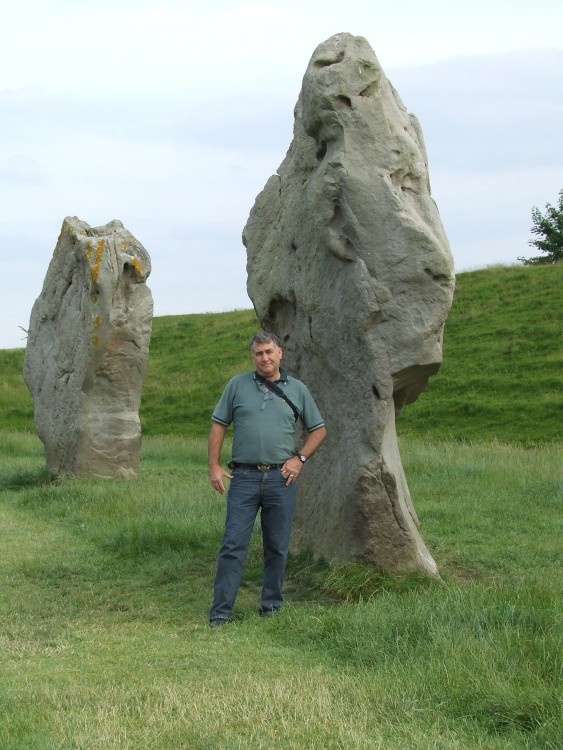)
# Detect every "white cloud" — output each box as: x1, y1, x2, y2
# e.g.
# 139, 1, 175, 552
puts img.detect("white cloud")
0, 153, 47, 184
433, 166, 563, 271
1, 1, 563, 348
